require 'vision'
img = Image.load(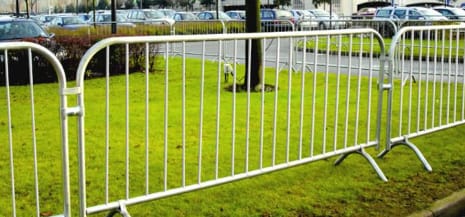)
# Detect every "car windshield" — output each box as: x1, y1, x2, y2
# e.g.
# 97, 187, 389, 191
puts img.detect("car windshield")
144, 10, 165, 19
448, 7, 465, 16
218, 12, 231, 20
311, 9, 330, 16
298, 10, 312, 16
62, 16, 86, 25
98, 14, 128, 22
234, 11, 246, 18
0, 20, 49, 40
159, 10, 175, 17
375, 9, 392, 18
417, 8, 443, 16
181, 13, 197, 20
